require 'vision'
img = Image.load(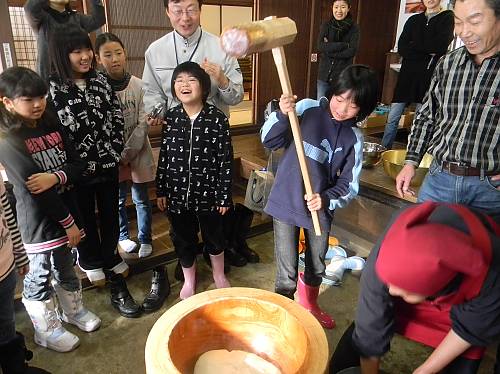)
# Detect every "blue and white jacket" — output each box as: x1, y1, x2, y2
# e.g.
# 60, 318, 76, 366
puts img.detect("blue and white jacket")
261, 98, 363, 231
